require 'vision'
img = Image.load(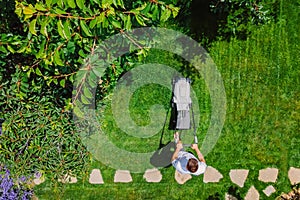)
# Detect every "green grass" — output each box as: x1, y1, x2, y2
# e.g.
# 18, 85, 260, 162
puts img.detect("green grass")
35, 1, 300, 199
